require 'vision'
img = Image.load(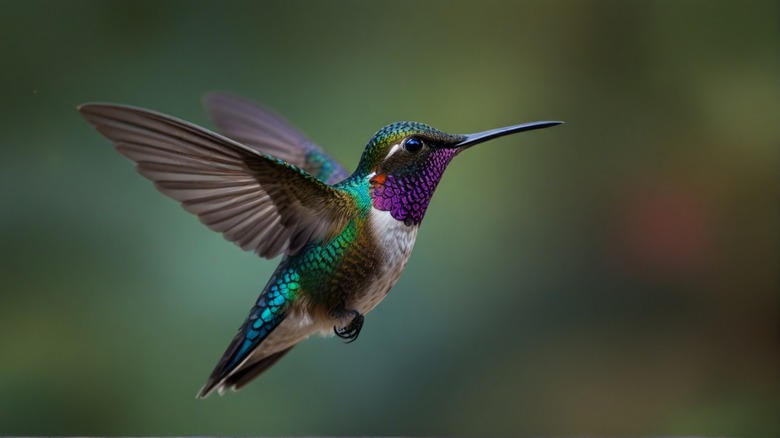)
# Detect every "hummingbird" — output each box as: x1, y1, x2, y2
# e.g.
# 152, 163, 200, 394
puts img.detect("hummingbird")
78, 92, 561, 398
